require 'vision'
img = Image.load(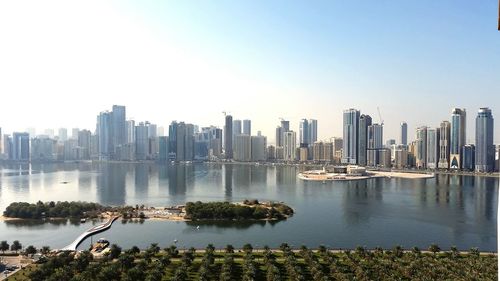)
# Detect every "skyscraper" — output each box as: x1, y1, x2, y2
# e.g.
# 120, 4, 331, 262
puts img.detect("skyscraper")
234, 134, 251, 162
251, 135, 267, 161
78, 129, 92, 160
462, 144, 475, 171
299, 119, 309, 146
438, 121, 451, 169
111, 105, 127, 159
242, 119, 251, 135
450, 108, 466, 169
426, 128, 440, 169
342, 109, 360, 164
176, 122, 195, 161
12, 132, 30, 161
475, 108, 494, 172
224, 115, 233, 159
367, 123, 383, 166
58, 128, 67, 142
126, 120, 135, 144
283, 131, 296, 161
400, 122, 408, 145
358, 114, 372, 166
135, 122, 149, 161
308, 119, 317, 145
275, 120, 290, 147
232, 119, 242, 136
415, 127, 427, 169
97, 111, 112, 160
